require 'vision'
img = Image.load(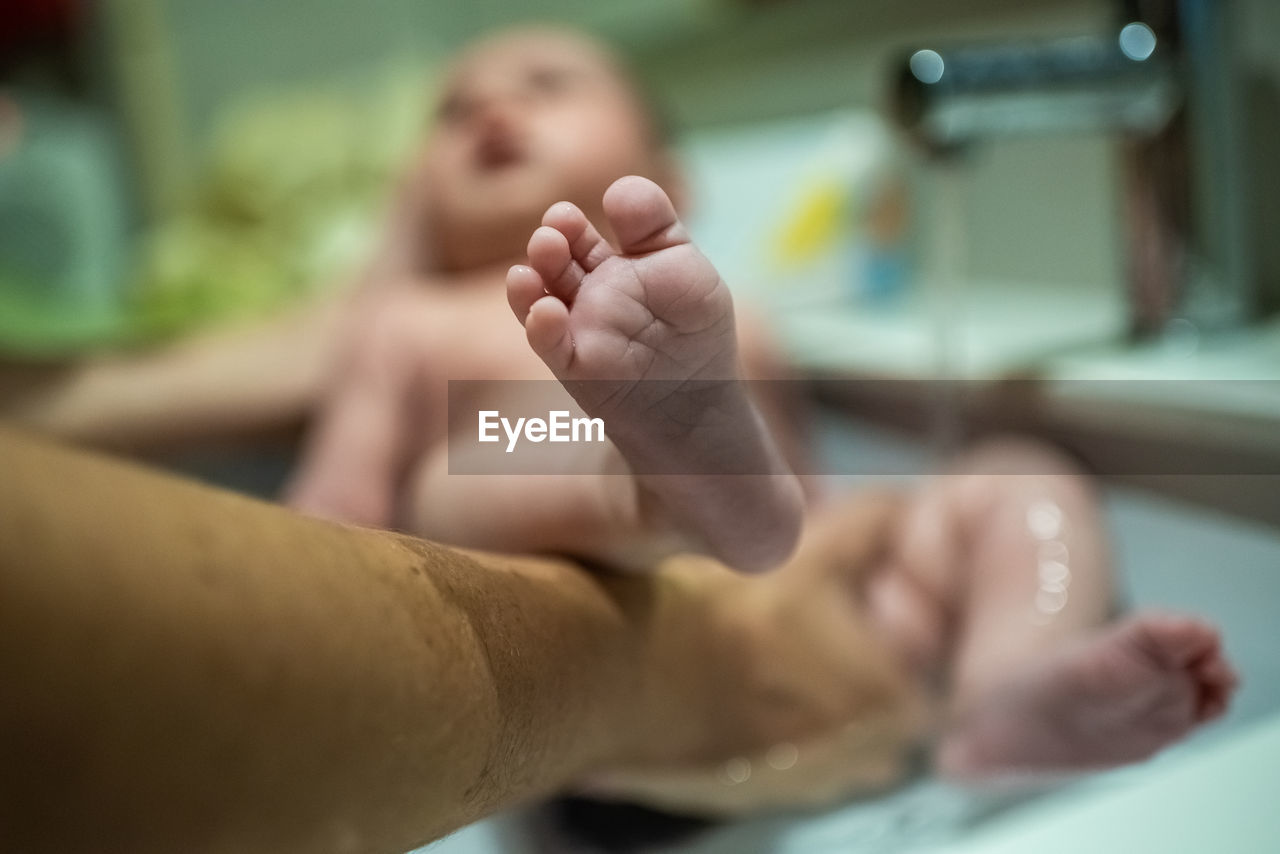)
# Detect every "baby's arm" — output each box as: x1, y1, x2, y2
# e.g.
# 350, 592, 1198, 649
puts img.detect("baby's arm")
0, 294, 349, 452
0, 148, 440, 455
